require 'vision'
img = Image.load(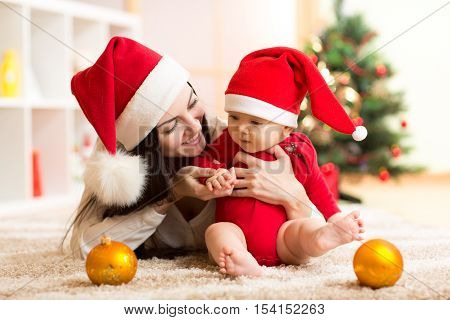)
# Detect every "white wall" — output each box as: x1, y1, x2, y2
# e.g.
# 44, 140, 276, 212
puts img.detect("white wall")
320, 0, 450, 172
141, 0, 298, 117
84, 0, 450, 173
